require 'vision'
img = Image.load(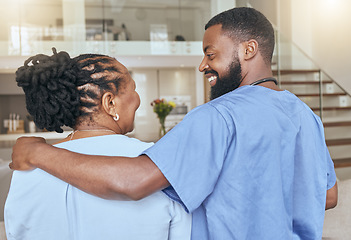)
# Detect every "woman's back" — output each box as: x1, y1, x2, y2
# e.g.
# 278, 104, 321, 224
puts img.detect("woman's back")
5, 135, 191, 240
